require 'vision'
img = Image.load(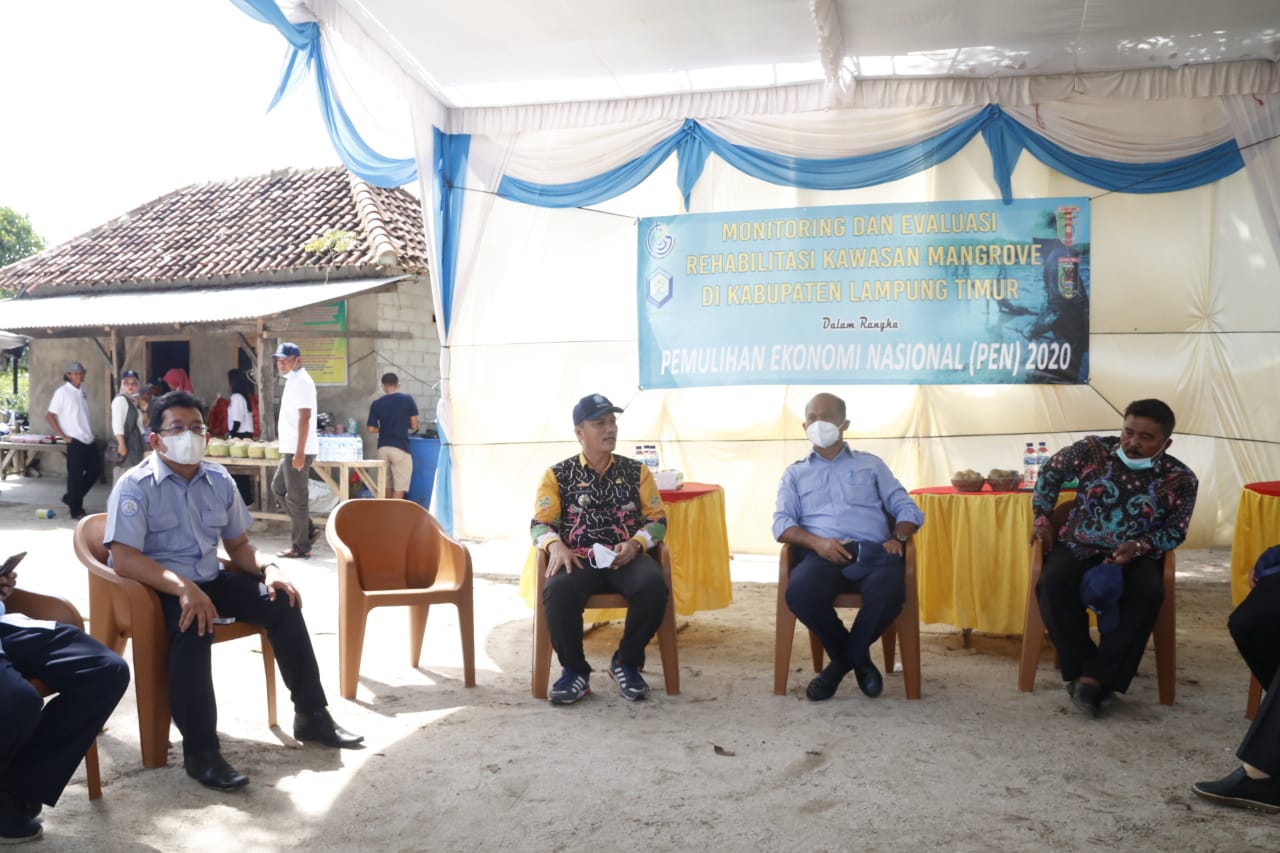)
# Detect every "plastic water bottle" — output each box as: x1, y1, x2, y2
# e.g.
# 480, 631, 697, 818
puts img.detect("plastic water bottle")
347, 417, 359, 435
1037, 440, 1050, 472
635, 445, 646, 465
35, 509, 56, 519
1023, 442, 1039, 489
644, 444, 660, 472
